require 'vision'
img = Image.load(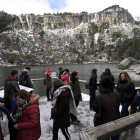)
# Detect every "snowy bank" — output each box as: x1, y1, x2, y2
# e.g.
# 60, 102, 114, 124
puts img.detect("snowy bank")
4, 94, 95, 140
